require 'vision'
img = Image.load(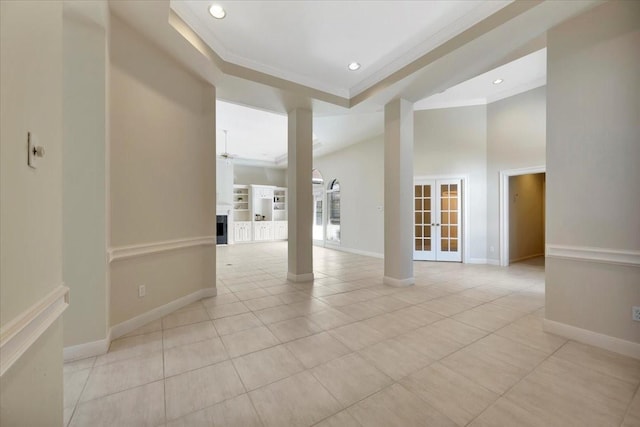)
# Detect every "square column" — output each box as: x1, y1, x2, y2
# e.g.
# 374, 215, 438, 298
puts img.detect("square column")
384, 98, 415, 287
287, 108, 314, 282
